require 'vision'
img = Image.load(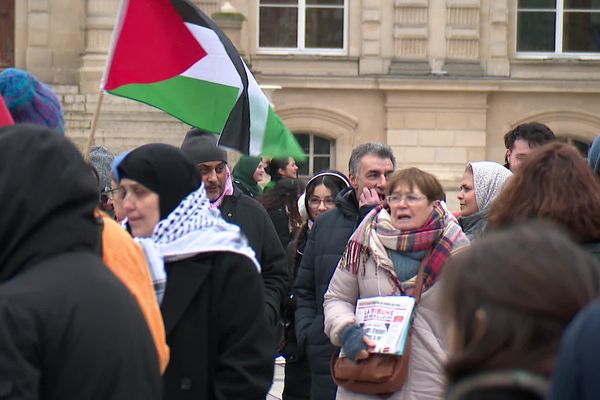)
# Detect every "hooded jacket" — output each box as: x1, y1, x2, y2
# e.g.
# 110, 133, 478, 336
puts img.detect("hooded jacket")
294, 186, 372, 400
232, 155, 263, 197
0, 125, 161, 399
